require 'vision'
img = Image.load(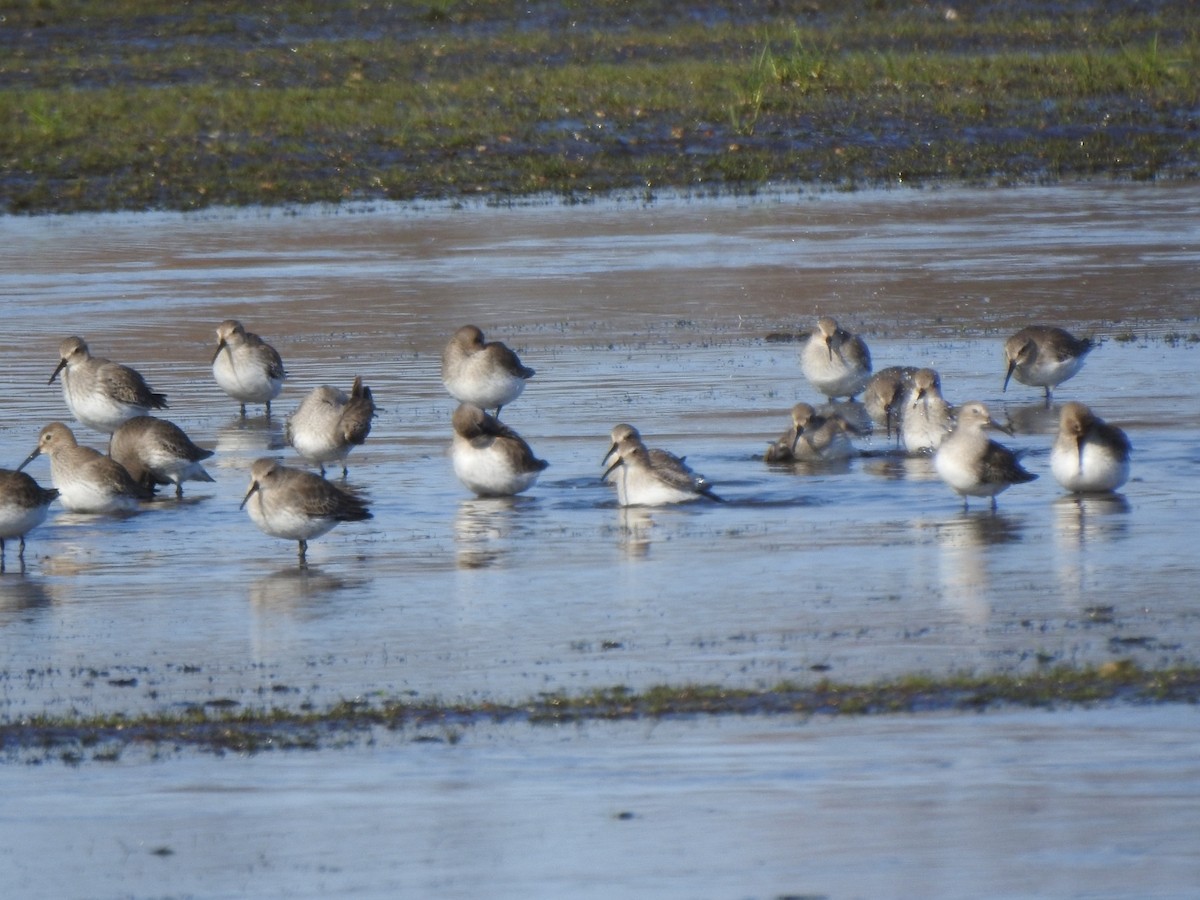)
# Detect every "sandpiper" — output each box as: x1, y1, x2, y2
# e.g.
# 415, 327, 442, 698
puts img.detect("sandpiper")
934, 402, 1037, 510
0, 469, 58, 573
441, 325, 535, 416
603, 424, 691, 483
212, 319, 286, 416
1051, 401, 1131, 493
50, 336, 168, 434
19, 422, 152, 514
109, 415, 215, 498
863, 365, 917, 439
604, 433, 722, 506
764, 403, 856, 463
451, 403, 548, 497
1003, 325, 1094, 402
800, 316, 872, 401
901, 368, 955, 453
240, 457, 372, 565
287, 376, 376, 478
